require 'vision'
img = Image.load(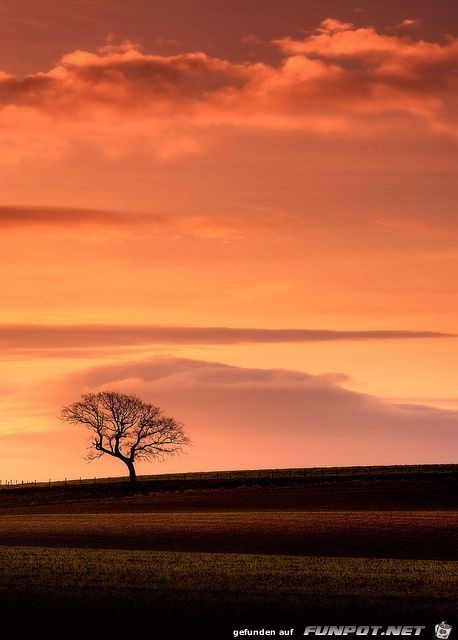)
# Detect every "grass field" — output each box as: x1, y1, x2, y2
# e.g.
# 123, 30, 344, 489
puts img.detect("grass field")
0, 477, 456, 632
0, 510, 456, 559
0, 547, 456, 626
